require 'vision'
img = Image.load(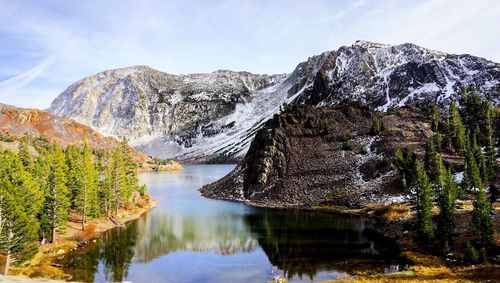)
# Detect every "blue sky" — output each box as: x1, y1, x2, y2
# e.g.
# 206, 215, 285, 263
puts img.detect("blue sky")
0, 0, 499, 109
